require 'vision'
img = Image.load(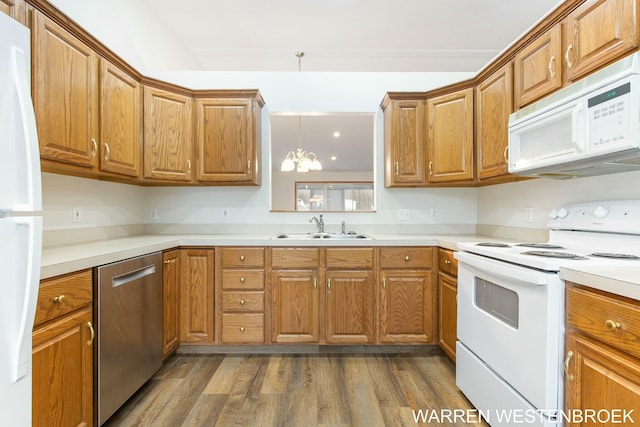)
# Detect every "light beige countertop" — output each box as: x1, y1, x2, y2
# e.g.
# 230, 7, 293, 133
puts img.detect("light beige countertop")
40, 233, 507, 280
560, 266, 640, 301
